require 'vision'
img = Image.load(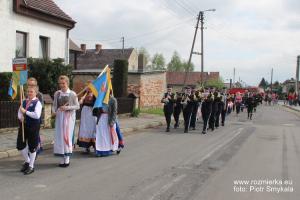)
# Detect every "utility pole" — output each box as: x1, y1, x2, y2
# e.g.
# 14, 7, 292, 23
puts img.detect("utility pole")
183, 9, 215, 87
200, 11, 204, 85
233, 67, 236, 87
121, 36, 124, 55
184, 12, 201, 87
296, 56, 300, 94
270, 68, 273, 92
